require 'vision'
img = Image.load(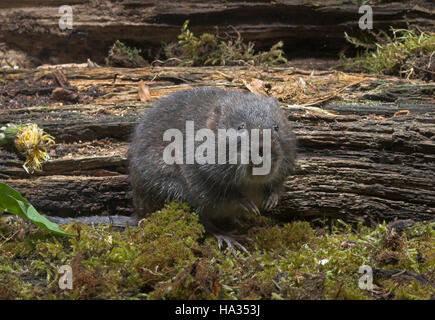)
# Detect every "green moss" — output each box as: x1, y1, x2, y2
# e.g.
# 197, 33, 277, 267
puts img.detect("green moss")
148, 259, 219, 300
339, 28, 435, 80
323, 277, 369, 300
163, 20, 287, 67
106, 40, 148, 68
0, 207, 433, 300
113, 40, 142, 62
253, 221, 314, 251
383, 279, 434, 300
